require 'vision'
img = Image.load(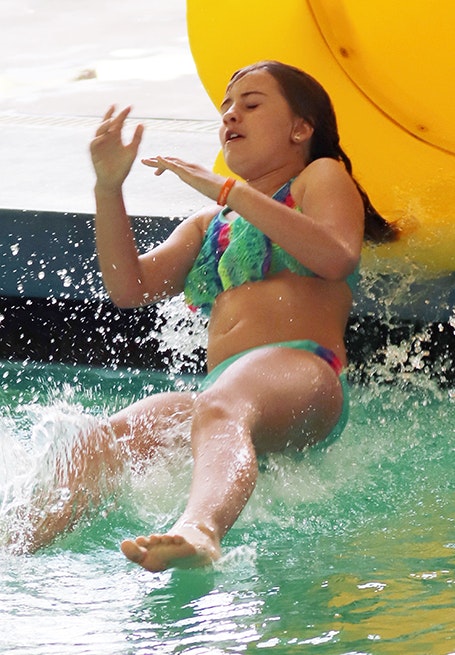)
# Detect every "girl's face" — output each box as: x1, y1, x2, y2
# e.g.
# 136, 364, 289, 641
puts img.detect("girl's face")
219, 70, 310, 181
